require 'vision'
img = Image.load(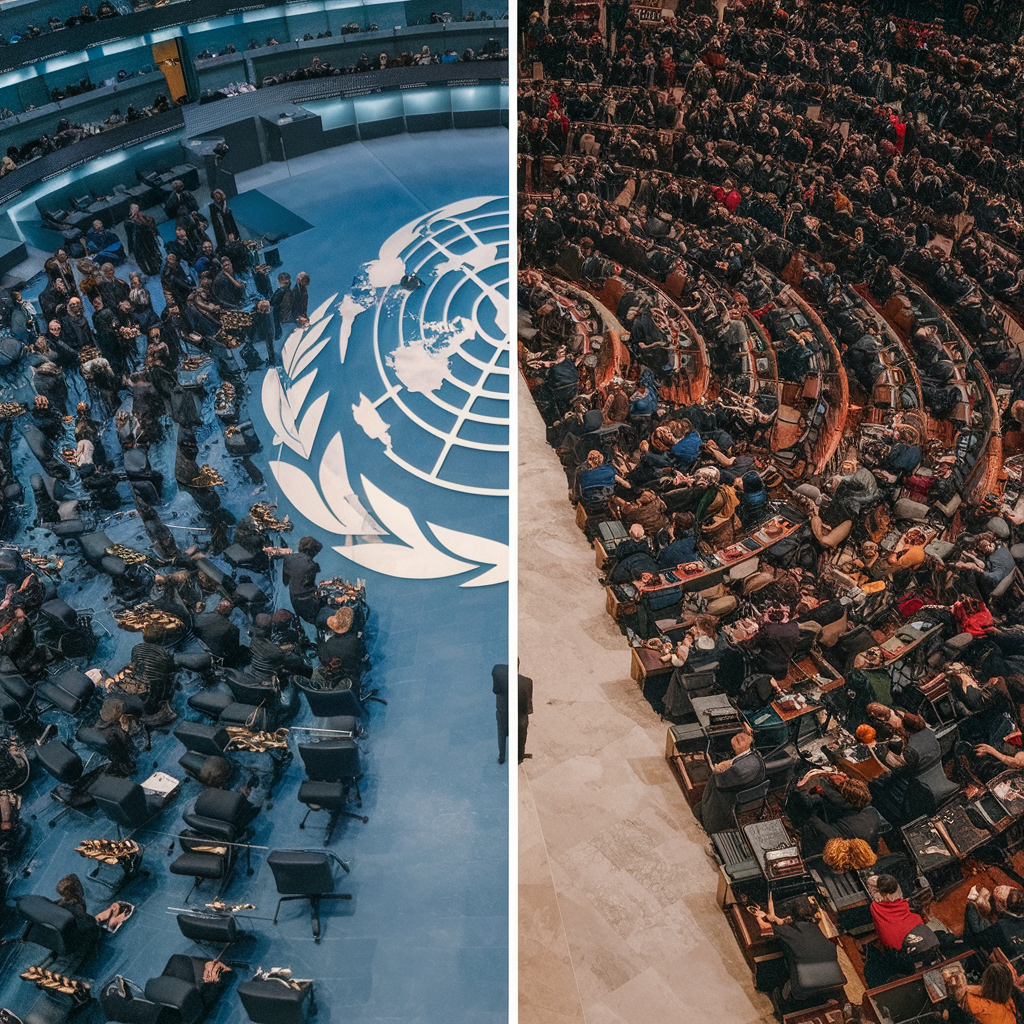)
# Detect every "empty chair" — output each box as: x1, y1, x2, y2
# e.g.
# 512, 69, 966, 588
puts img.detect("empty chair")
238, 976, 315, 1024
89, 775, 170, 835
34, 739, 94, 826
36, 667, 94, 716
732, 779, 770, 829
267, 850, 351, 941
177, 909, 245, 950
182, 788, 258, 842
17, 894, 100, 966
170, 789, 258, 900
101, 953, 231, 1024
170, 833, 240, 903
297, 682, 364, 719
297, 738, 368, 844
175, 721, 231, 781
